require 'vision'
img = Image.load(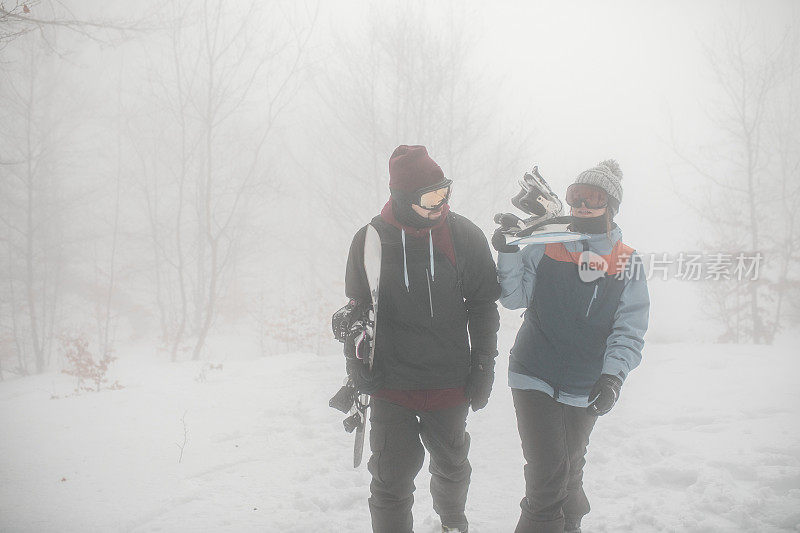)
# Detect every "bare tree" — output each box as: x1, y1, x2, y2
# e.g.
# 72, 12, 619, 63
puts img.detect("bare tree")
91, 71, 127, 362
312, 2, 503, 225
128, 0, 316, 361
1, 1, 152, 50
127, 1, 199, 359
766, 26, 800, 335
0, 30, 66, 372
288, 1, 531, 347
672, 15, 800, 343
